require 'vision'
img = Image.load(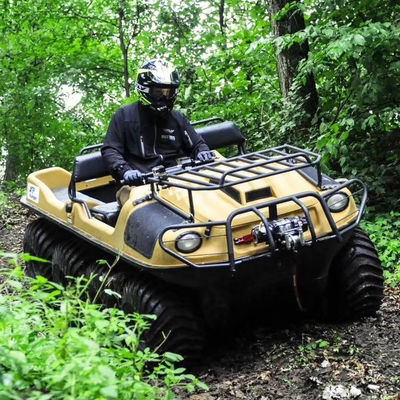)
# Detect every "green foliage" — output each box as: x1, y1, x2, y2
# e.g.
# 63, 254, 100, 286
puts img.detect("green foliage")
296, 335, 357, 367
177, 1, 280, 152
0, 258, 207, 399
0, 0, 157, 181
1, 0, 400, 215
0, 182, 24, 214
299, 0, 400, 208
362, 212, 400, 286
